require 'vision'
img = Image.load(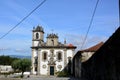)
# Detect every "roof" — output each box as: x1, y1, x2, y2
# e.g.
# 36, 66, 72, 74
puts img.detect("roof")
31, 45, 77, 49
81, 42, 104, 52
74, 42, 104, 59
67, 44, 74, 48
81, 26, 120, 79
47, 33, 58, 38
33, 25, 44, 33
